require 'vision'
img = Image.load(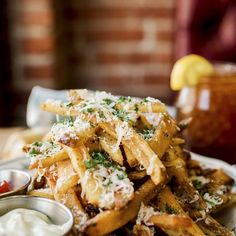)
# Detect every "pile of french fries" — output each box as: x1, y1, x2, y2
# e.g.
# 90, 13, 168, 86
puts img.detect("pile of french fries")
24, 90, 236, 236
